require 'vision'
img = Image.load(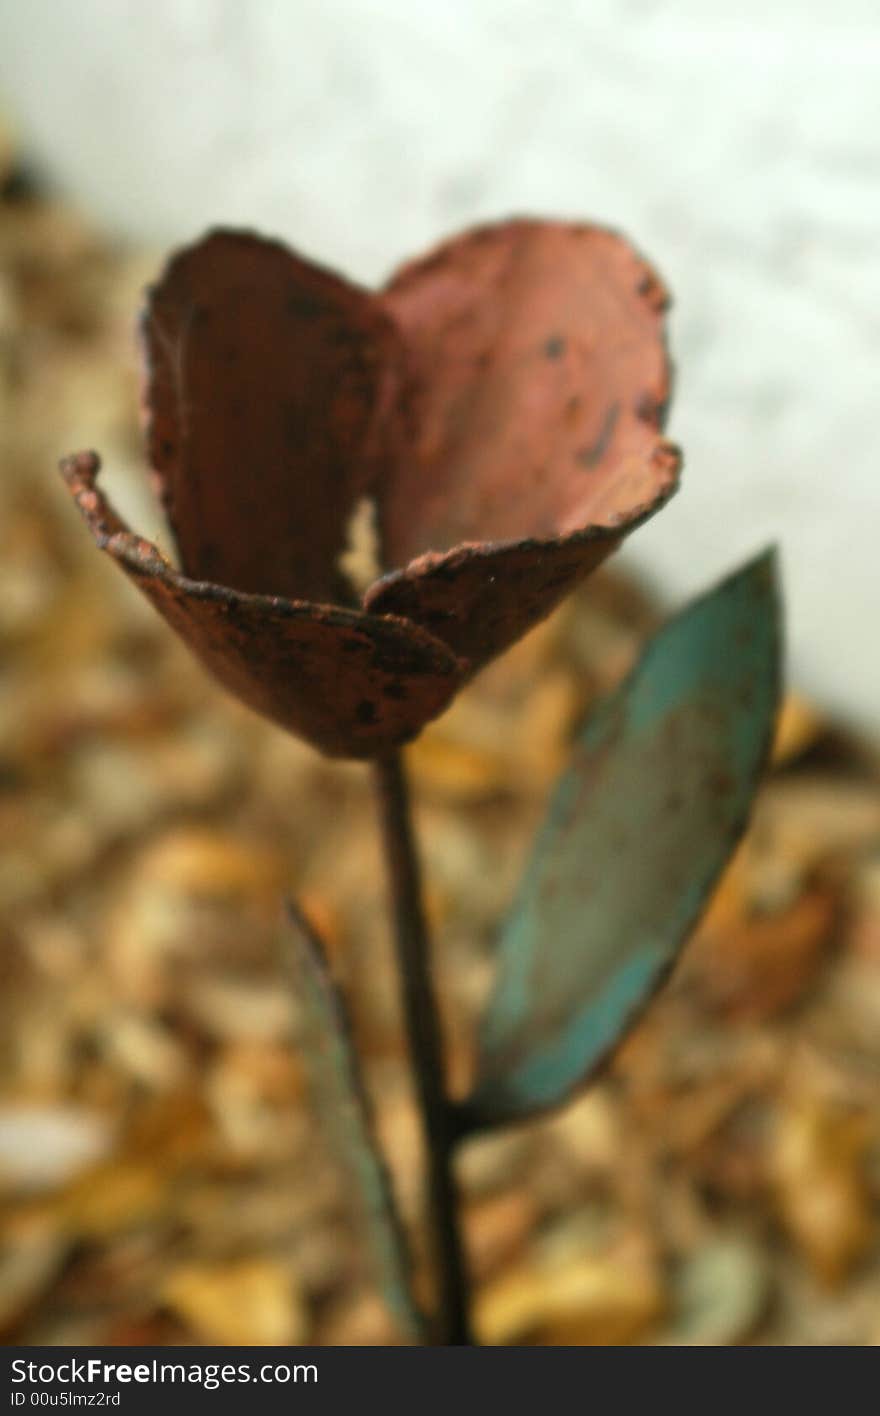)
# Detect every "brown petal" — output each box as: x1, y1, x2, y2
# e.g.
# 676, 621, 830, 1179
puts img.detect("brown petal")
60, 453, 465, 759
141, 229, 401, 606
368, 220, 679, 668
